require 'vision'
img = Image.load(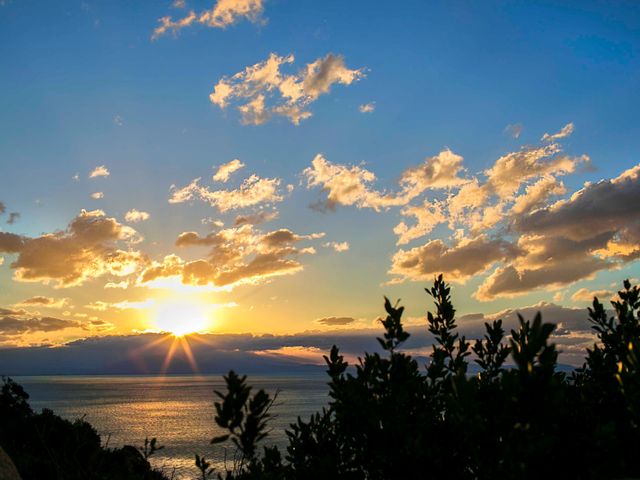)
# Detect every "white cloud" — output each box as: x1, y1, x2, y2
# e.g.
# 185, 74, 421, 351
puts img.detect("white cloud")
89, 165, 110, 178
213, 159, 245, 182
359, 102, 375, 113
125, 209, 150, 223
90, 192, 104, 199
152, 0, 264, 39
209, 53, 365, 125
170, 173, 283, 212
323, 241, 350, 252
541, 122, 575, 142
